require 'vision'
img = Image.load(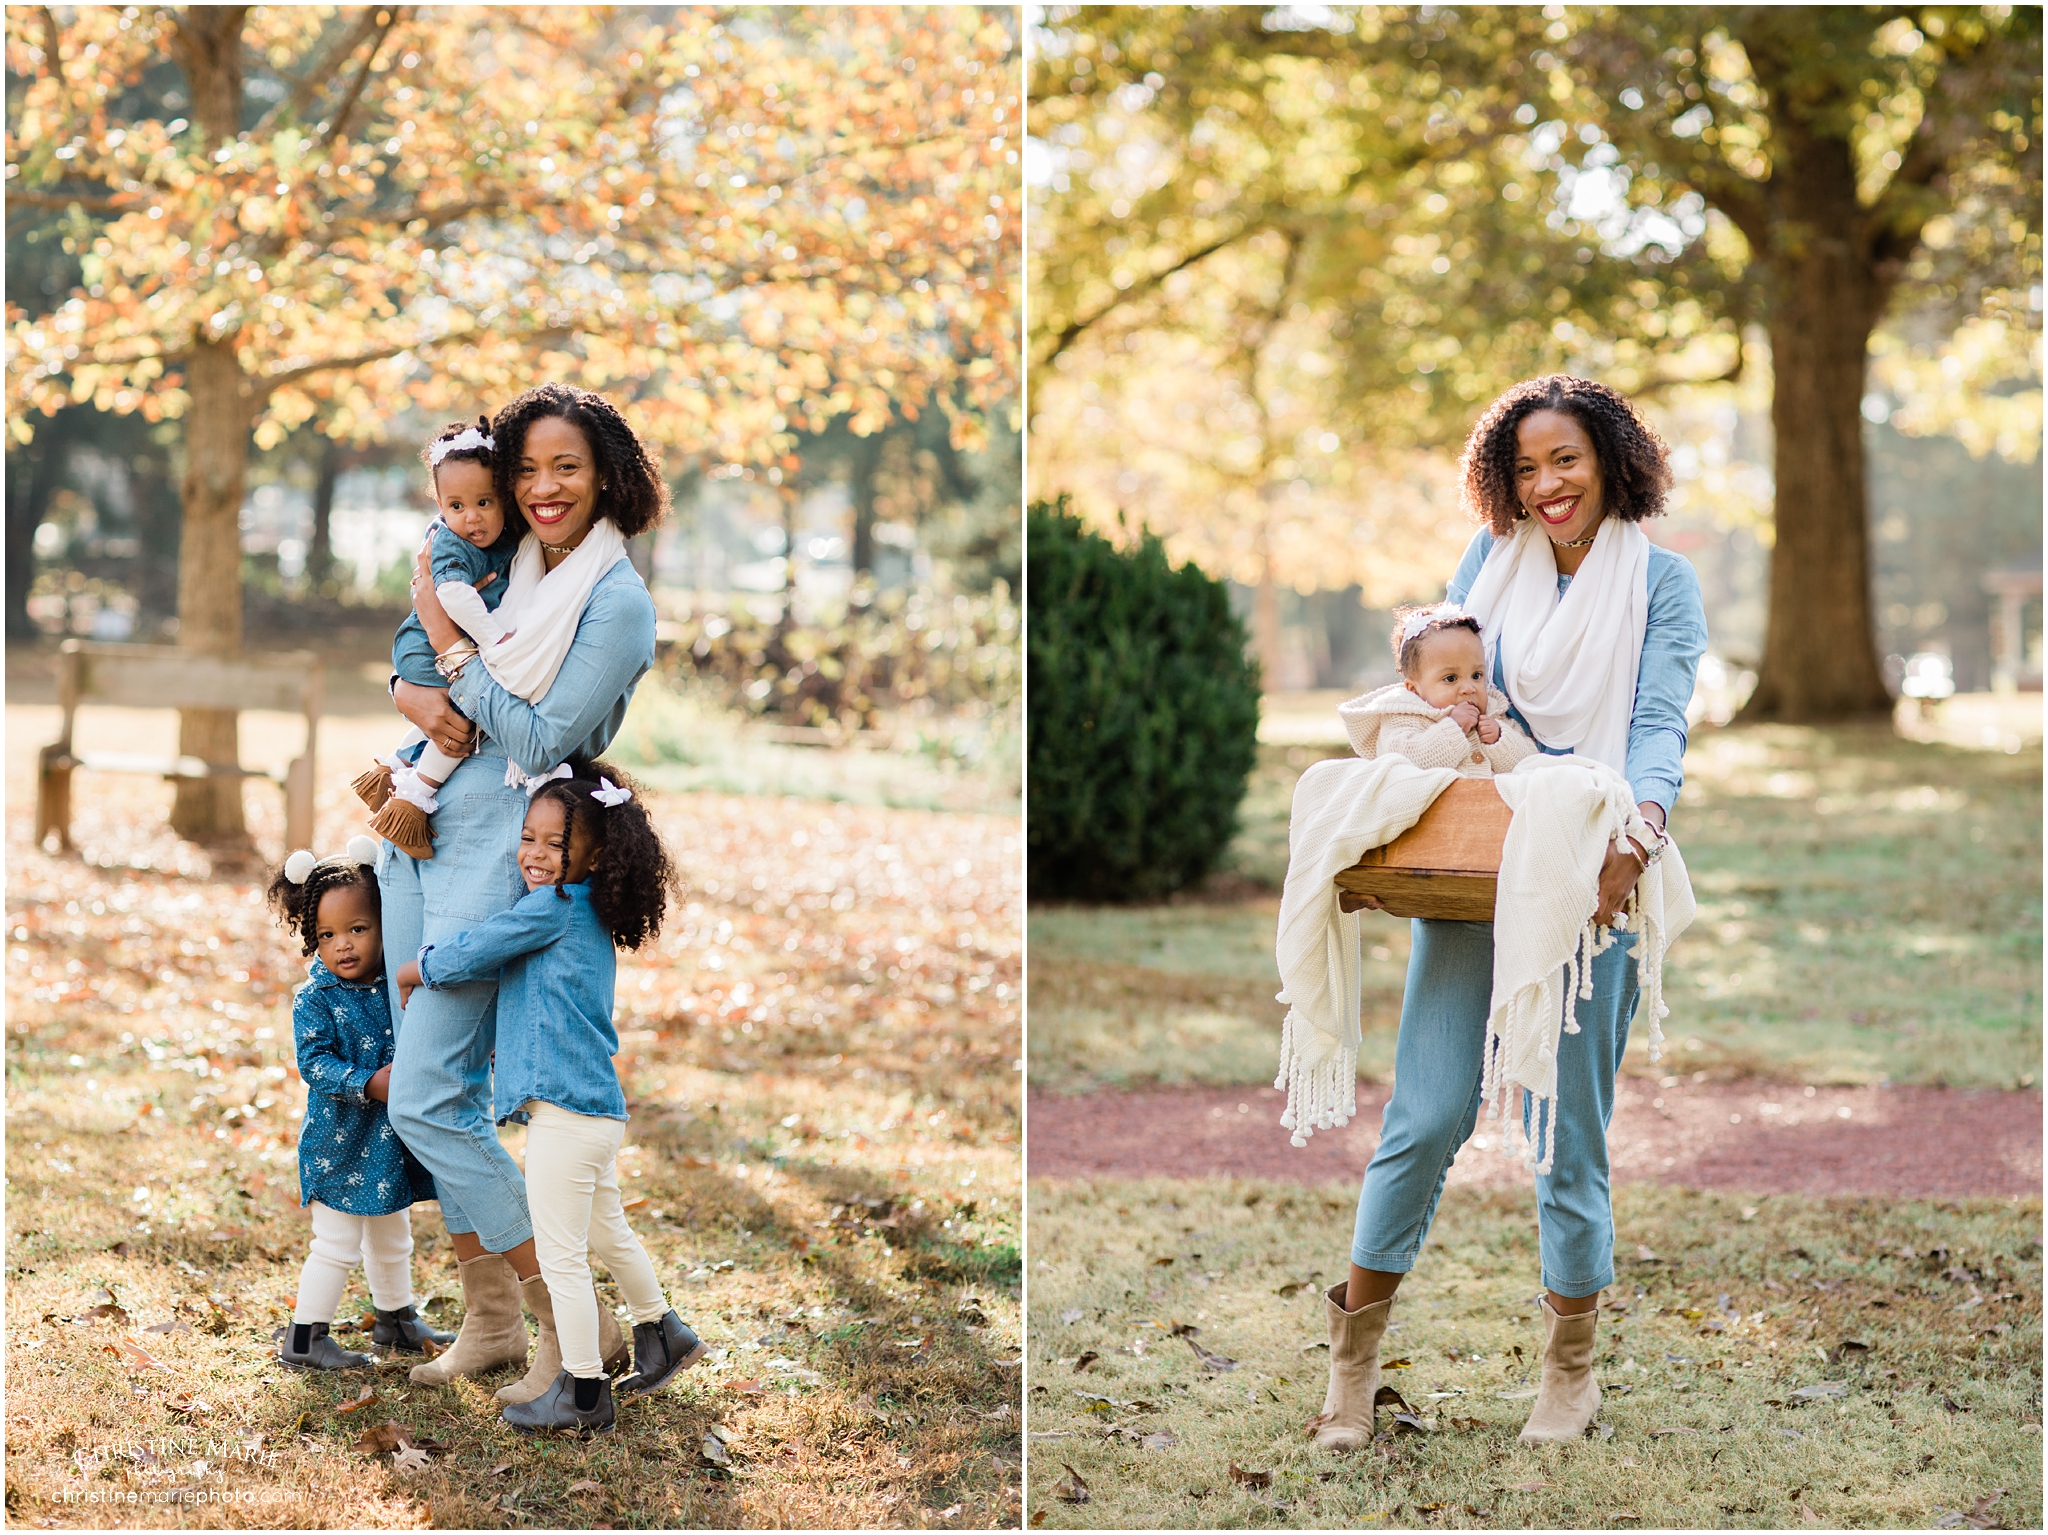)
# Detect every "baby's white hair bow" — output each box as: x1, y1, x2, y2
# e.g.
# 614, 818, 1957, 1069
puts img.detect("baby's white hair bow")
283, 835, 381, 884
428, 426, 494, 466
1402, 603, 1470, 642
591, 777, 633, 808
